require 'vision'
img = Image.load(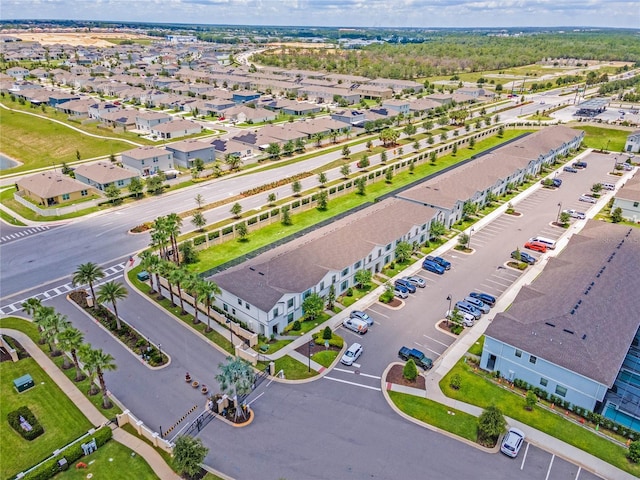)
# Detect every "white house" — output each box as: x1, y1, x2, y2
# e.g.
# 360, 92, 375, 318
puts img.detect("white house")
612, 171, 640, 222
624, 130, 640, 153
121, 146, 173, 176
